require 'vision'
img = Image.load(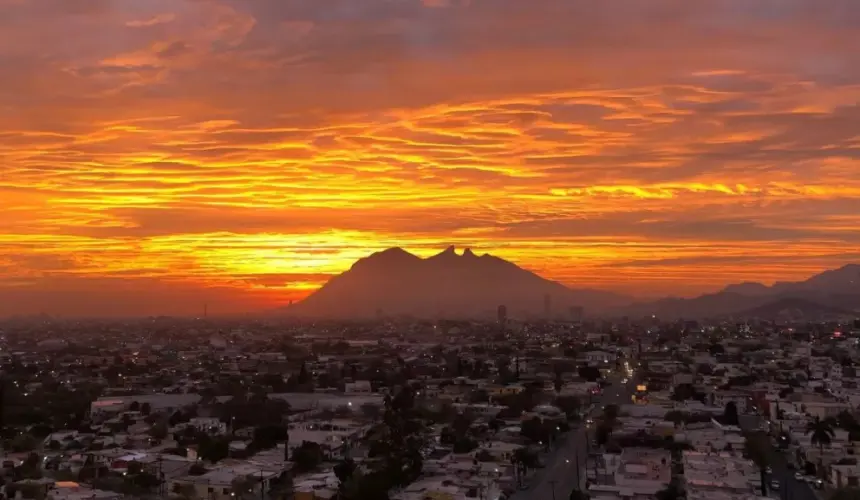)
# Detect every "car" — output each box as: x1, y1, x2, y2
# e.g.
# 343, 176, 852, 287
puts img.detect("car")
765, 466, 772, 474
794, 472, 803, 481
770, 480, 780, 491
